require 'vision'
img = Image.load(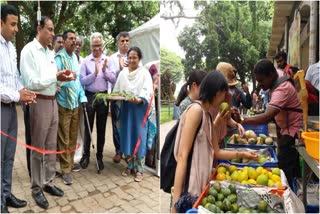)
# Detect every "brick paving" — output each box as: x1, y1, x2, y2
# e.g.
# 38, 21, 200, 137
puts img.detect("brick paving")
8, 106, 160, 213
